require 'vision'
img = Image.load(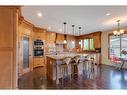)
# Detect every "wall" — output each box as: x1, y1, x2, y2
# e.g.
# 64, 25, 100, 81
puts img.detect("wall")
101, 31, 111, 65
